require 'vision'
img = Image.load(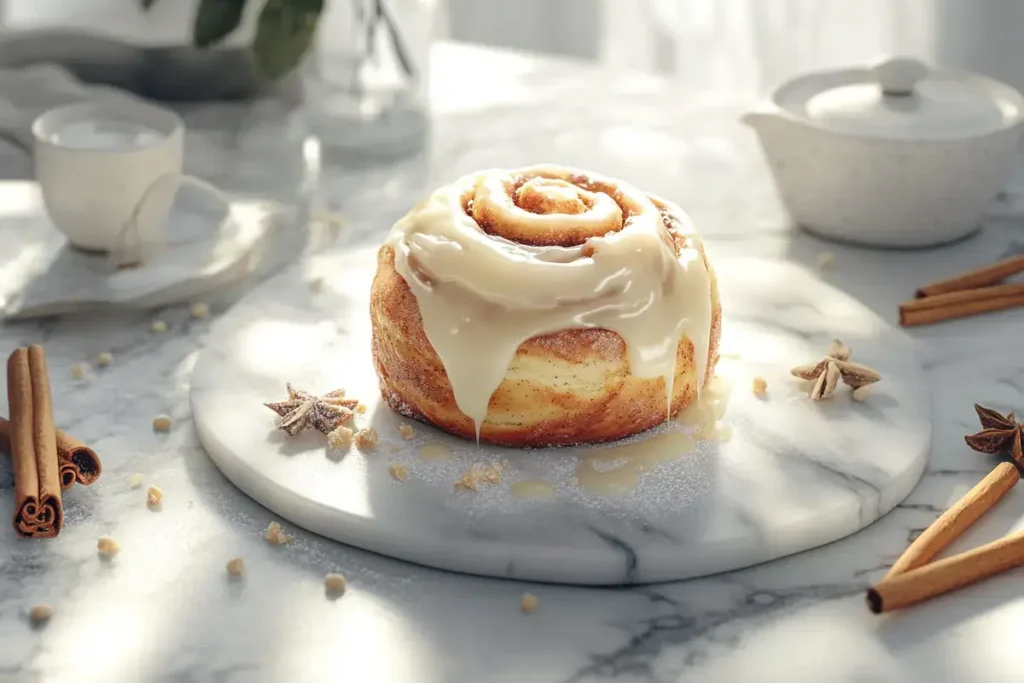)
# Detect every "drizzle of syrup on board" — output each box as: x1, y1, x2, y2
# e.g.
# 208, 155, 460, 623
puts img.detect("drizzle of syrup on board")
679, 374, 732, 440
418, 442, 453, 461
510, 479, 557, 499
575, 431, 696, 495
